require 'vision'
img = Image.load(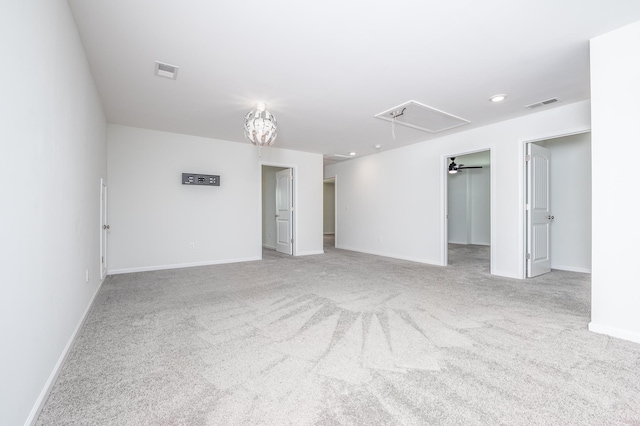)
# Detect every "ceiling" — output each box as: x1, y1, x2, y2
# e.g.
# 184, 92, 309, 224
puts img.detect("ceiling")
67, 1, 640, 164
